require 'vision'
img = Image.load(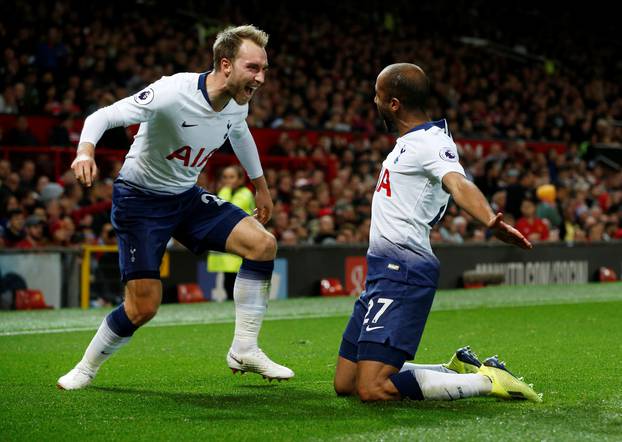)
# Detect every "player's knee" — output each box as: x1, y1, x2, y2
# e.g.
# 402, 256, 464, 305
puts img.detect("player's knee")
125, 280, 161, 325
249, 231, 277, 260
334, 378, 355, 397
131, 305, 158, 325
